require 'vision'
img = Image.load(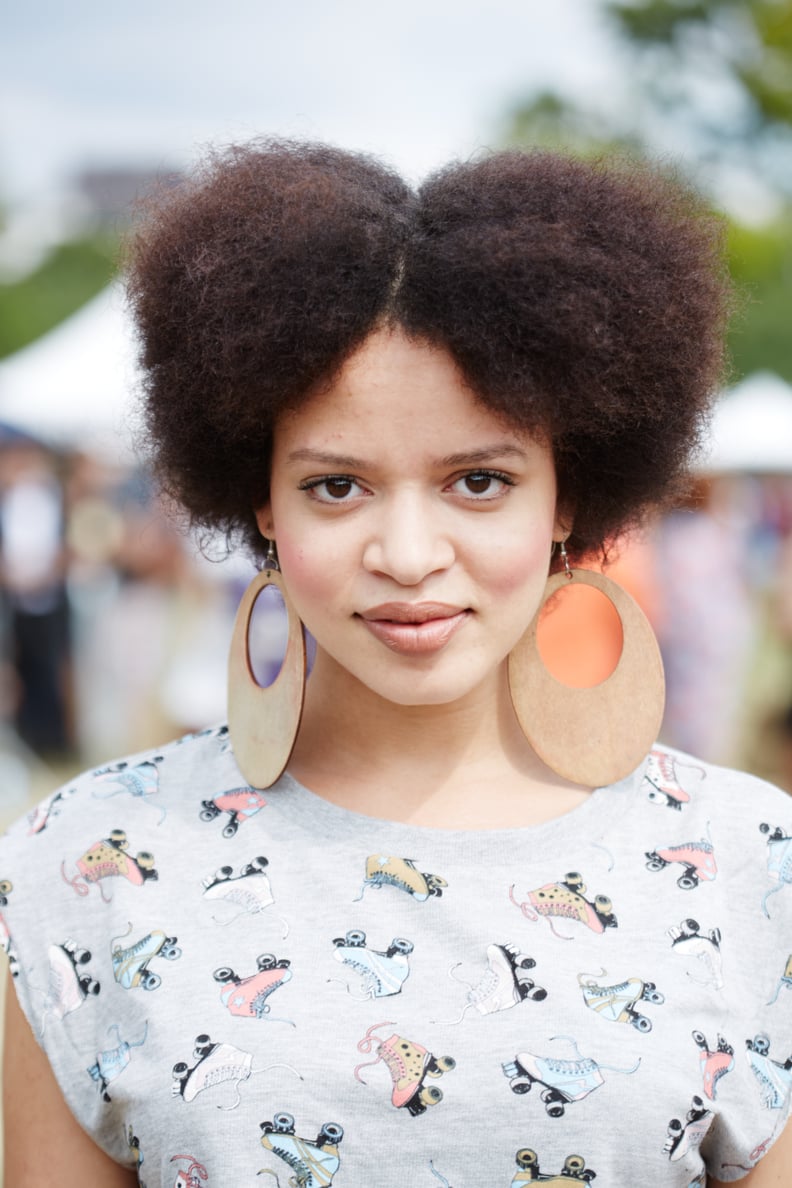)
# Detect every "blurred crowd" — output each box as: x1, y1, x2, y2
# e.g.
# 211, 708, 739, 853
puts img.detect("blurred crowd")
0, 429, 791, 811
0, 431, 289, 811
